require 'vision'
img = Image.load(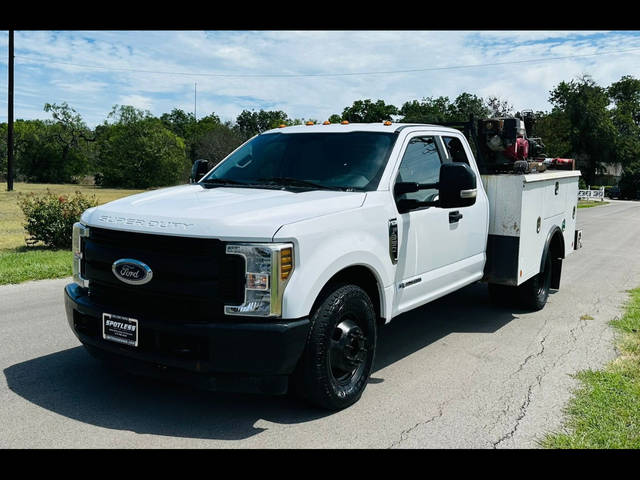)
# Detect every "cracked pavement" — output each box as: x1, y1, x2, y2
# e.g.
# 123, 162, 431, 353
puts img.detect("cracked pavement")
1, 200, 640, 448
